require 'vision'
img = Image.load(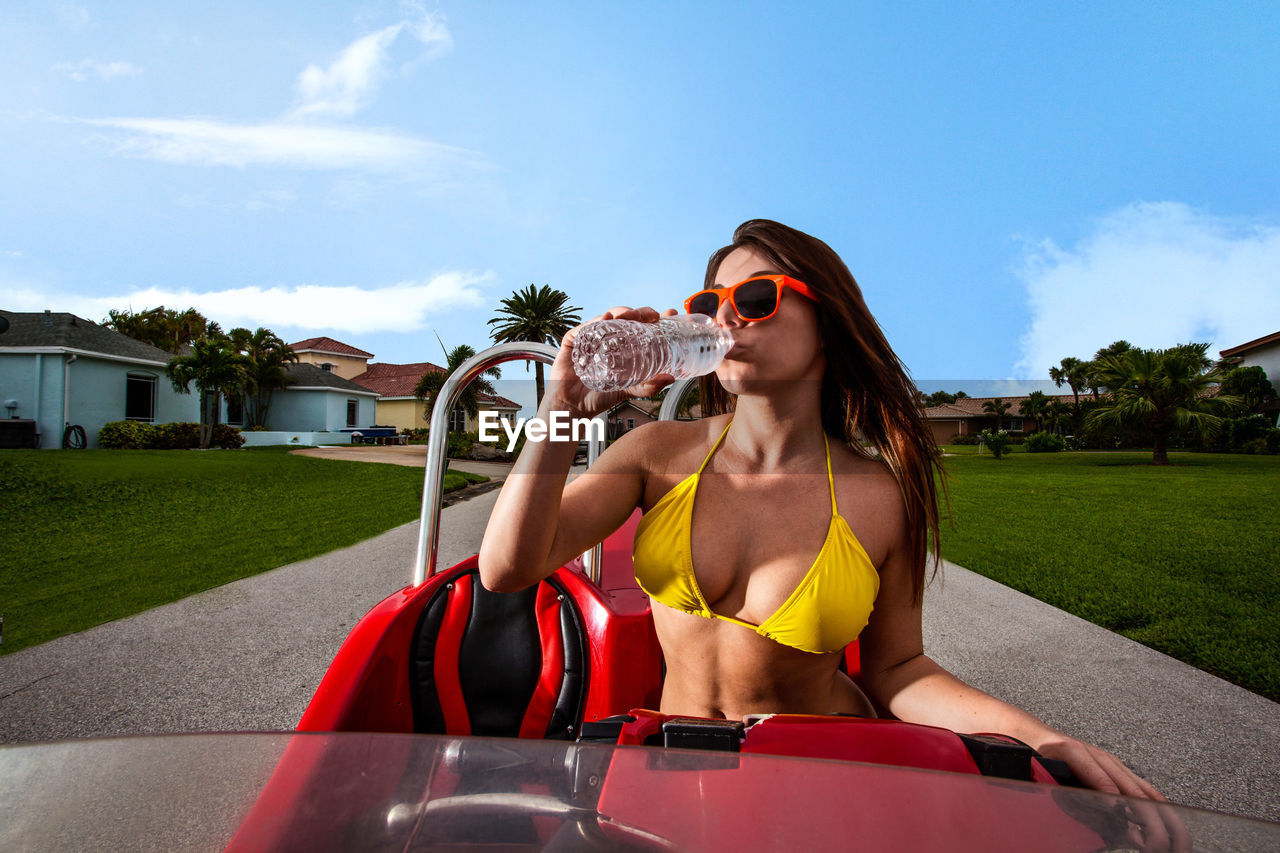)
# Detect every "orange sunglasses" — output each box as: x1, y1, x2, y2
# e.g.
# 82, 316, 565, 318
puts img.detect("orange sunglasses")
684, 275, 818, 322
